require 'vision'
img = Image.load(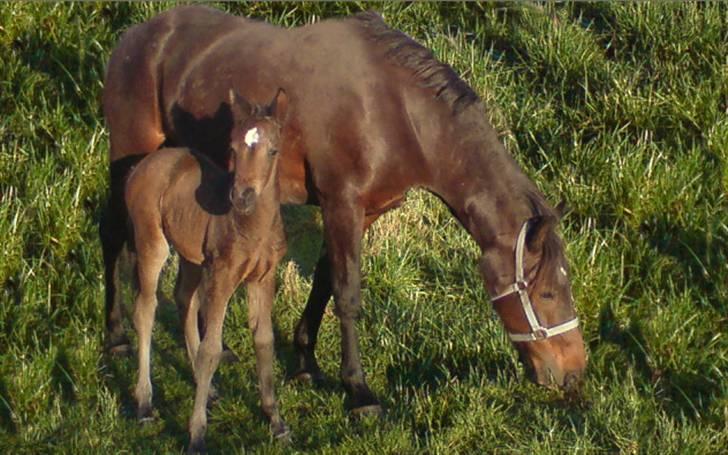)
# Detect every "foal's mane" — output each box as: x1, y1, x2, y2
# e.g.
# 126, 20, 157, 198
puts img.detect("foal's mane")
353, 11, 480, 114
